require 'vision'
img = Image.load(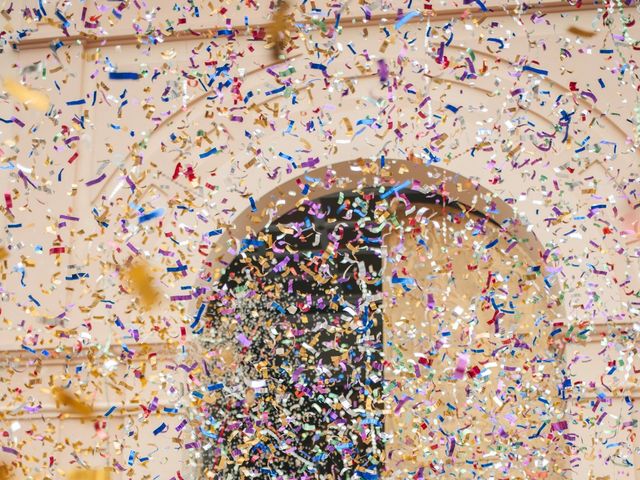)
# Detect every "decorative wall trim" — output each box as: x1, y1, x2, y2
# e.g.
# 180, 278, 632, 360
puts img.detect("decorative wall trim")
0, 402, 174, 421
13, 1, 614, 51
0, 342, 181, 365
